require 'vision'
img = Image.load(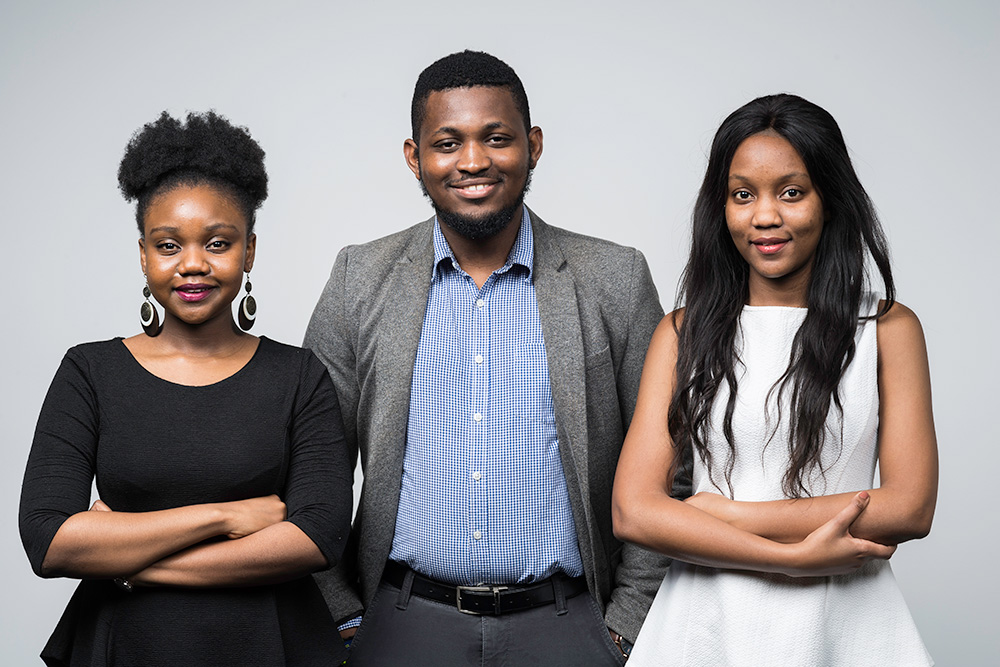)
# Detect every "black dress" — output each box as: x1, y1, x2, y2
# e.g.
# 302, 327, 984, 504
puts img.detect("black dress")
19, 337, 352, 666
